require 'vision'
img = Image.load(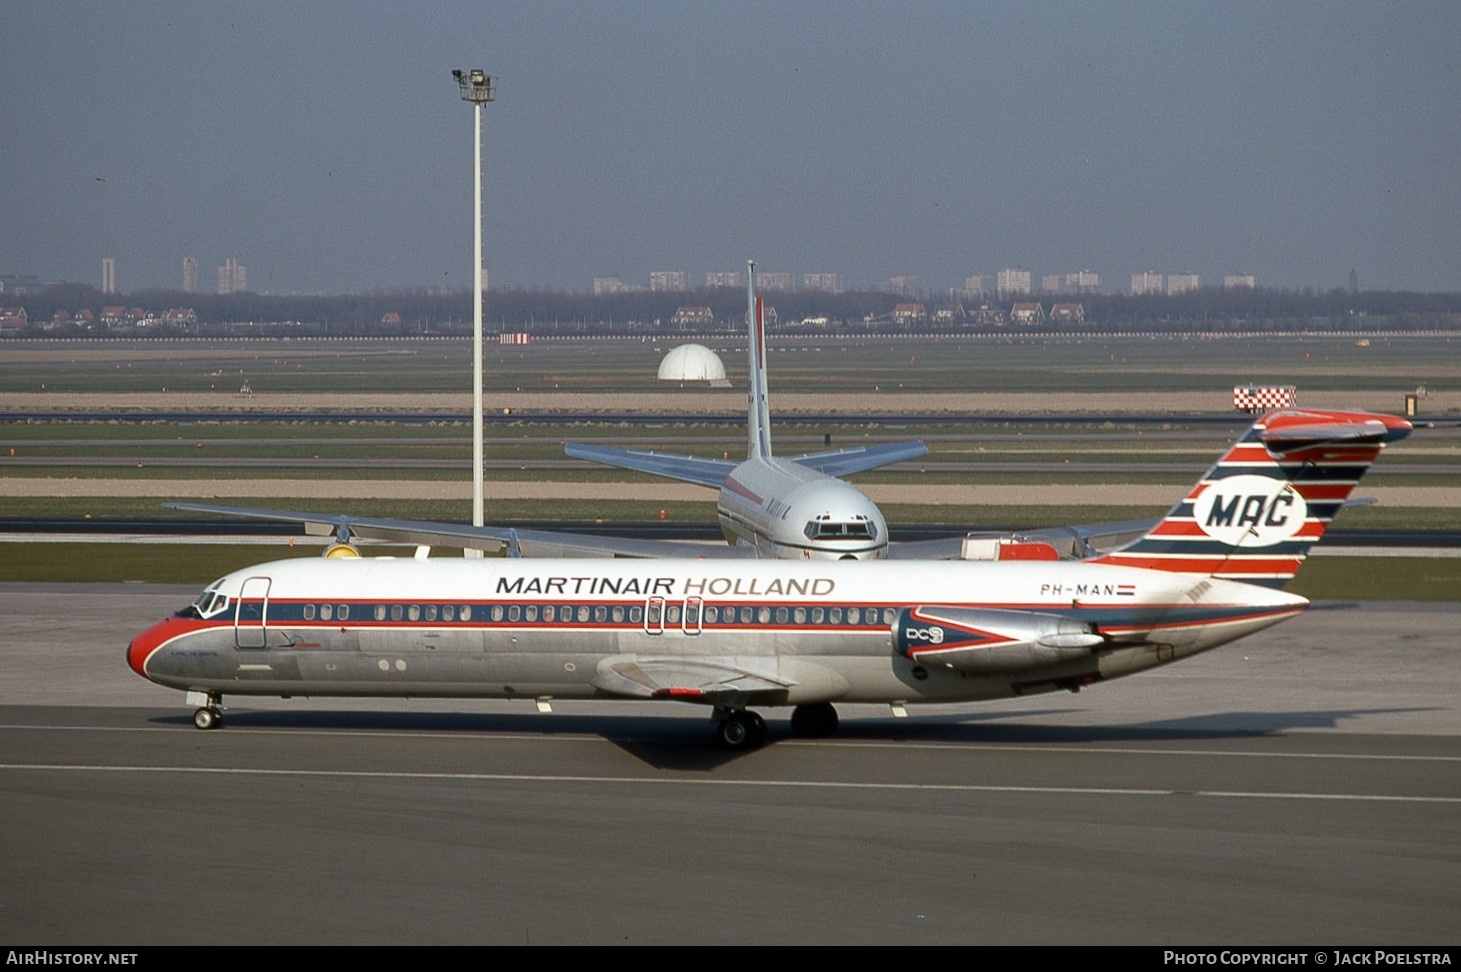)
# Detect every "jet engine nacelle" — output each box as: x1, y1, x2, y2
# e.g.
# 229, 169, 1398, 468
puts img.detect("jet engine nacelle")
894, 606, 1104, 673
